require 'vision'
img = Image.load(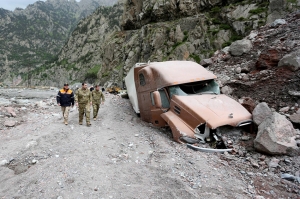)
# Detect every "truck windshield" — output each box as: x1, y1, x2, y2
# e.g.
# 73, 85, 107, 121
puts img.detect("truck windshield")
169, 79, 220, 98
